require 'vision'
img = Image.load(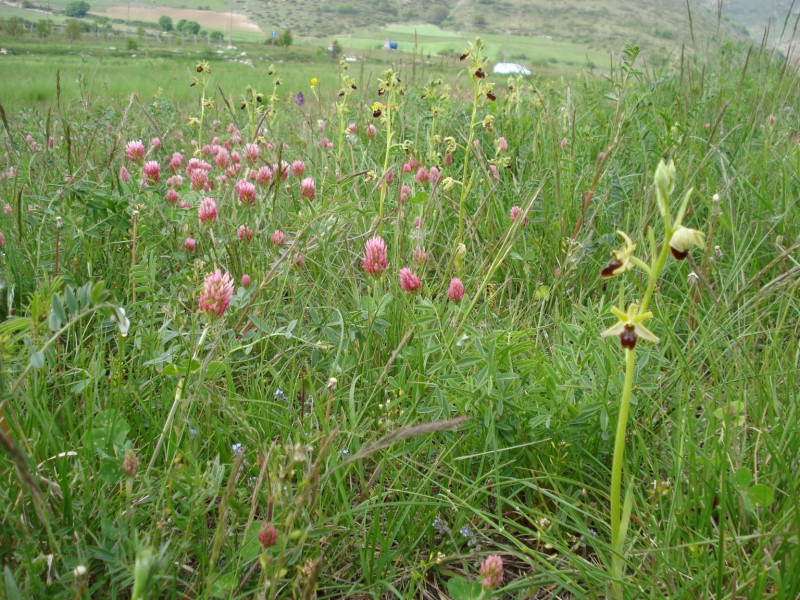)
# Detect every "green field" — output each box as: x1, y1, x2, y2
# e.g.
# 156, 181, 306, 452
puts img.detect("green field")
0, 37, 465, 113
341, 23, 607, 67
